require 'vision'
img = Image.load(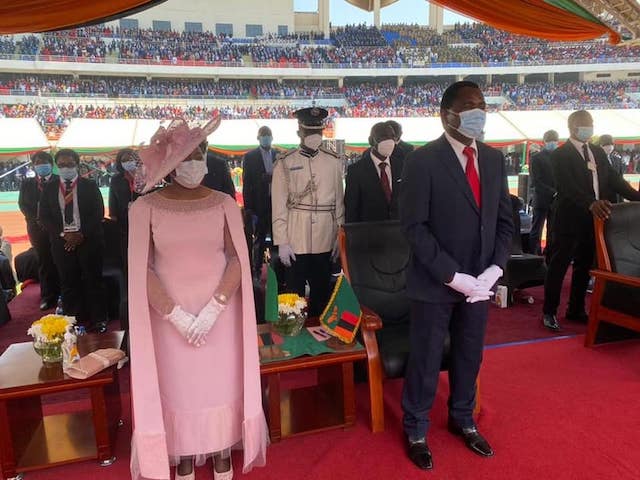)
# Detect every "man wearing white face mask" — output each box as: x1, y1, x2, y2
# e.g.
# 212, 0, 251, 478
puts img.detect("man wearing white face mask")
529, 130, 558, 256
598, 135, 625, 204
400, 81, 513, 469
344, 122, 404, 223
271, 107, 344, 317
542, 110, 640, 332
